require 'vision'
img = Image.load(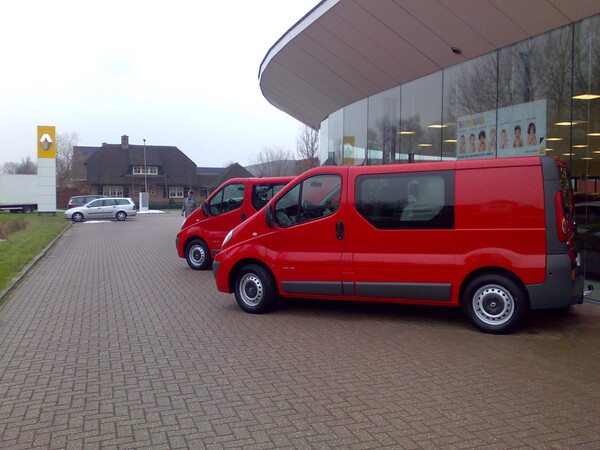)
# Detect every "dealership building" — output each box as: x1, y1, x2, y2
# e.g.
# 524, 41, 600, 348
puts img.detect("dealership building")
259, 0, 600, 281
